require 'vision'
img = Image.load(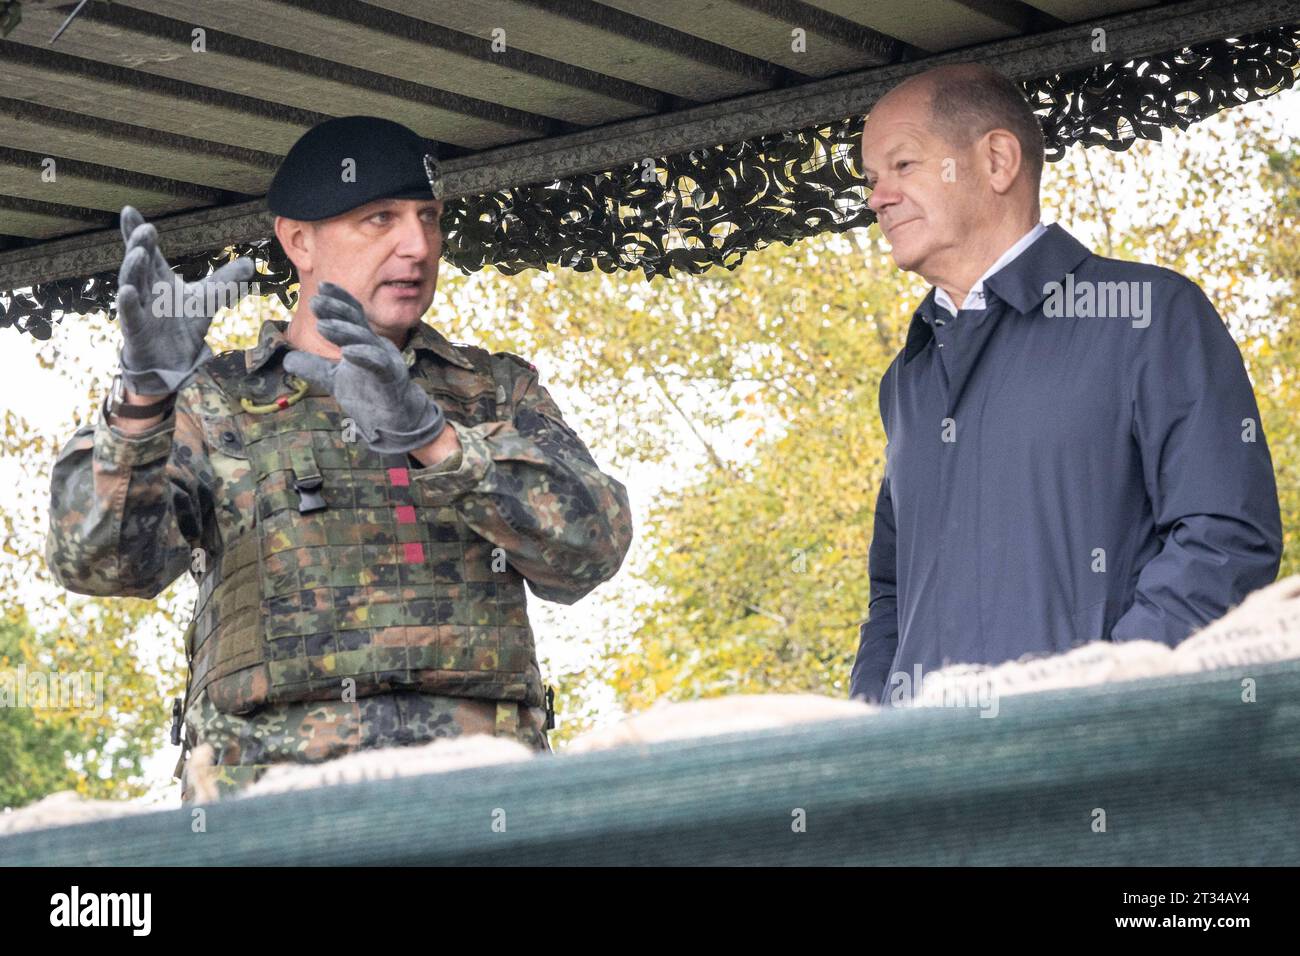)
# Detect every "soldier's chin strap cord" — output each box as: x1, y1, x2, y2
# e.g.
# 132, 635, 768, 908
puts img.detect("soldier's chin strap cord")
241, 374, 310, 414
